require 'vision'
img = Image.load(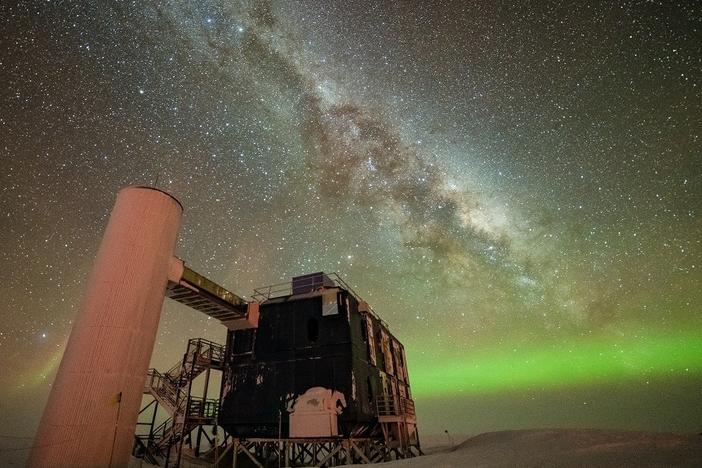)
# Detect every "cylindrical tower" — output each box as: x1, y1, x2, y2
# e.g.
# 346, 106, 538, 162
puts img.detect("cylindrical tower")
29, 186, 183, 467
